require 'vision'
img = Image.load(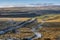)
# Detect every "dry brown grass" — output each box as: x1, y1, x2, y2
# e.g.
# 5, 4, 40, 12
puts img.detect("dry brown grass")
0, 18, 30, 21
0, 28, 34, 39
0, 14, 60, 40
39, 27, 60, 40
37, 18, 60, 22
37, 14, 60, 22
